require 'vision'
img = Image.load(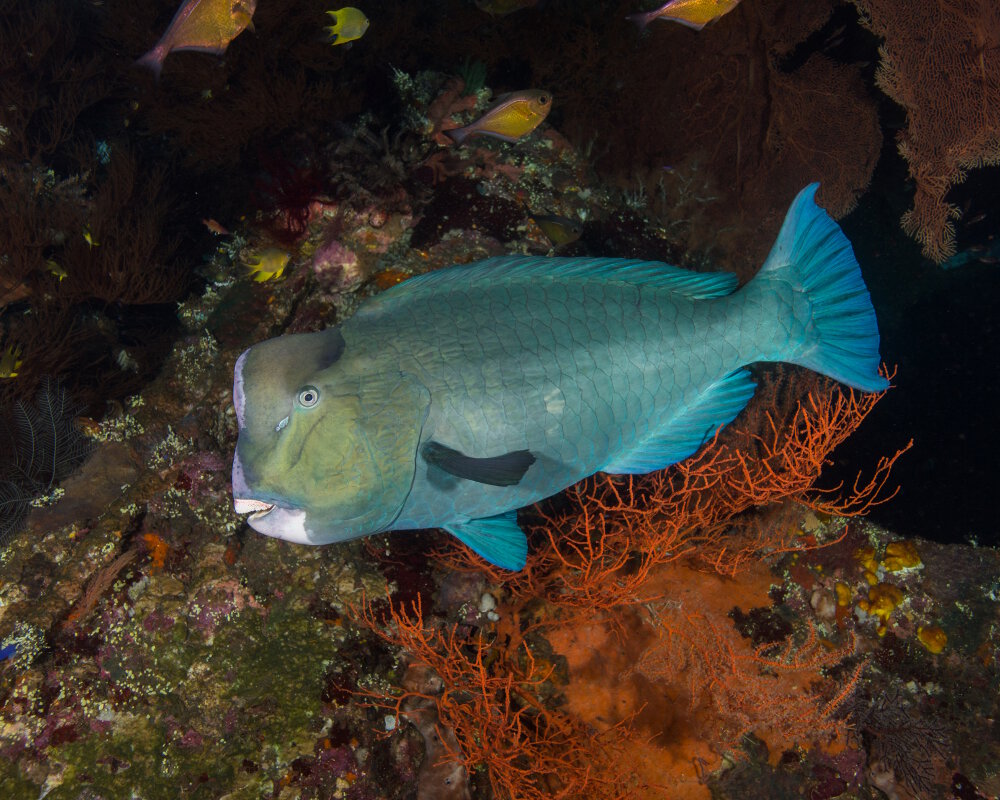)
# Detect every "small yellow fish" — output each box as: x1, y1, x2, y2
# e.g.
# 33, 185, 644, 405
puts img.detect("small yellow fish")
325, 7, 369, 45
446, 89, 552, 146
83, 227, 99, 247
0, 344, 23, 378
628, 0, 741, 31
136, 0, 258, 80
531, 214, 583, 247
243, 247, 290, 282
46, 259, 68, 281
